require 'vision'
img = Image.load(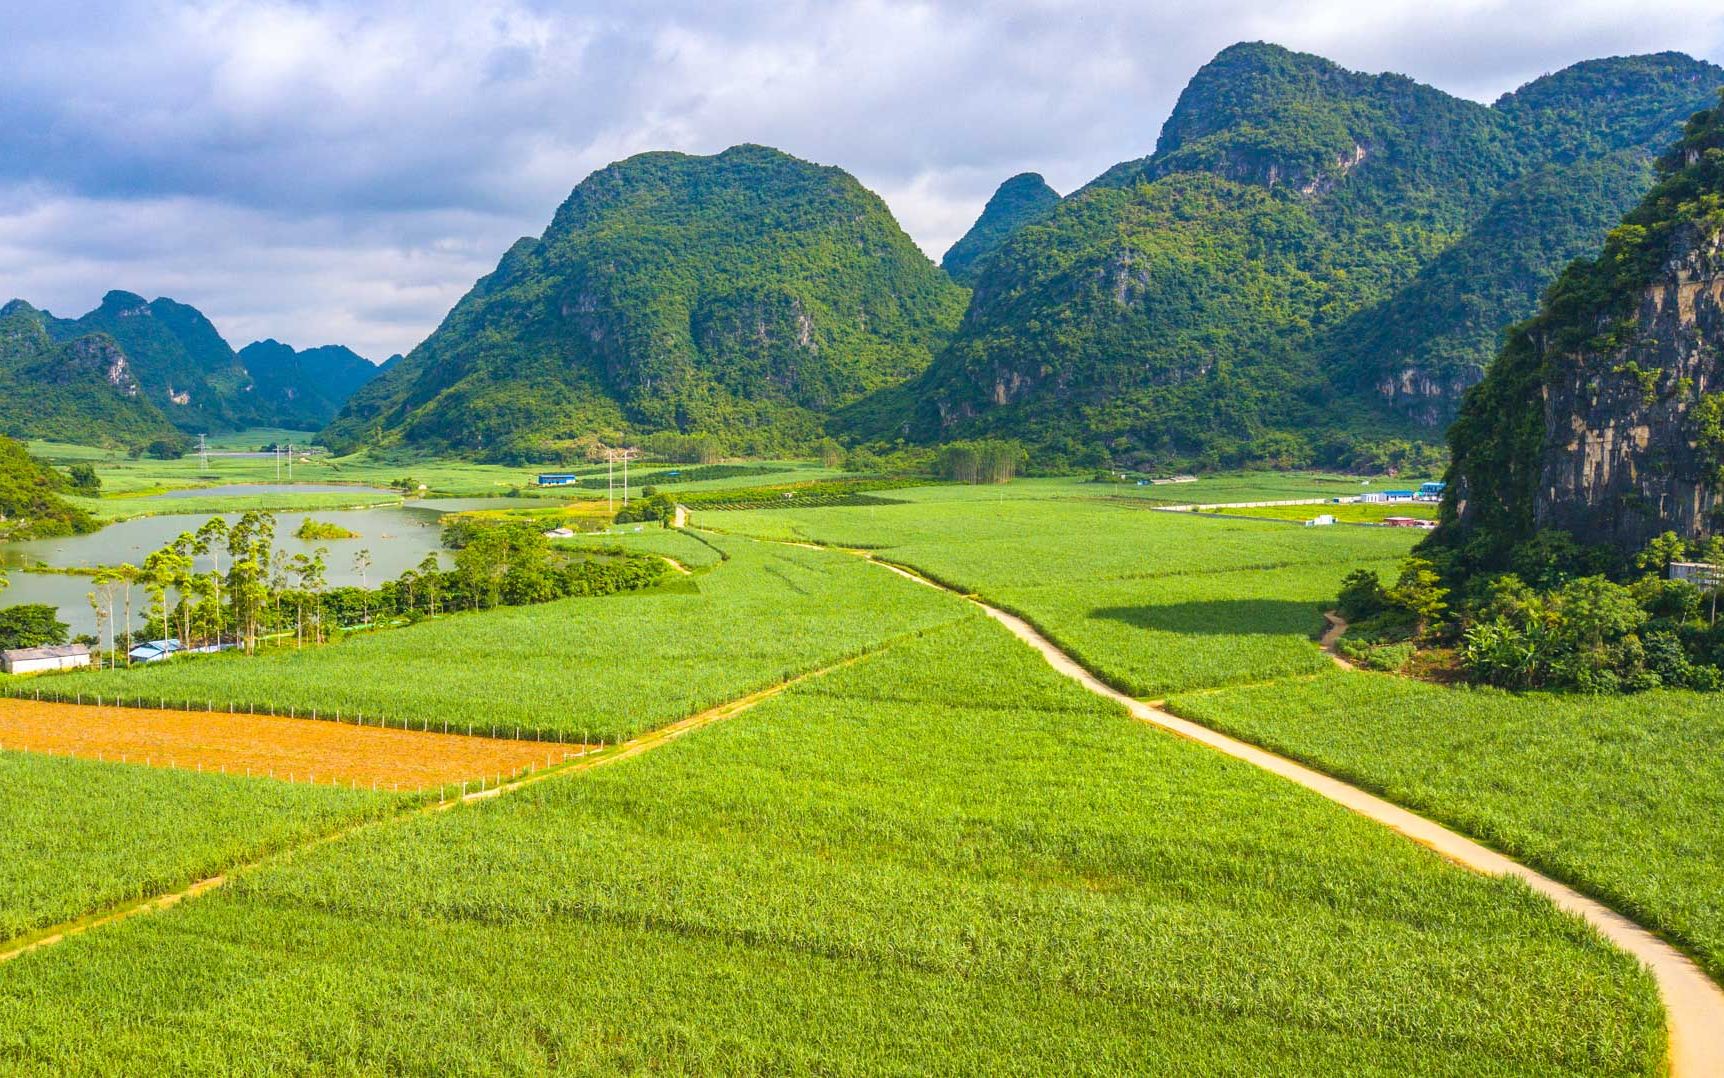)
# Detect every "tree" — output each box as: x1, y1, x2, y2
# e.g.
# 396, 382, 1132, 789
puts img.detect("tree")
90, 567, 125, 667
1335, 569, 1387, 620
354, 548, 374, 624
0, 604, 70, 650
194, 517, 229, 645
140, 548, 181, 645
1386, 557, 1449, 640
113, 563, 140, 663
1635, 531, 1689, 575
226, 513, 275, 653
418, 554, 442, 616
816, 438, 846, 469
67, 463, 100, 495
